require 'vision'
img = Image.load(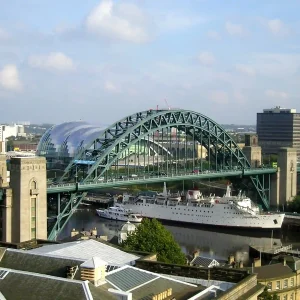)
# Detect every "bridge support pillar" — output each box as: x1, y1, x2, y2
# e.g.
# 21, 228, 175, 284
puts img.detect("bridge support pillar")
278, 147, 297, 204
270, 169, 280, 209
242, 146, 262, 167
